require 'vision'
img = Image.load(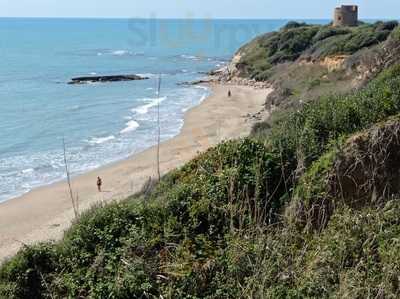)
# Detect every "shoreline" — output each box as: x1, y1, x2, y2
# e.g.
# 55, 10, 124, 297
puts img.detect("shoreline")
0, 86, 210, 205
0, 83, 272, 262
